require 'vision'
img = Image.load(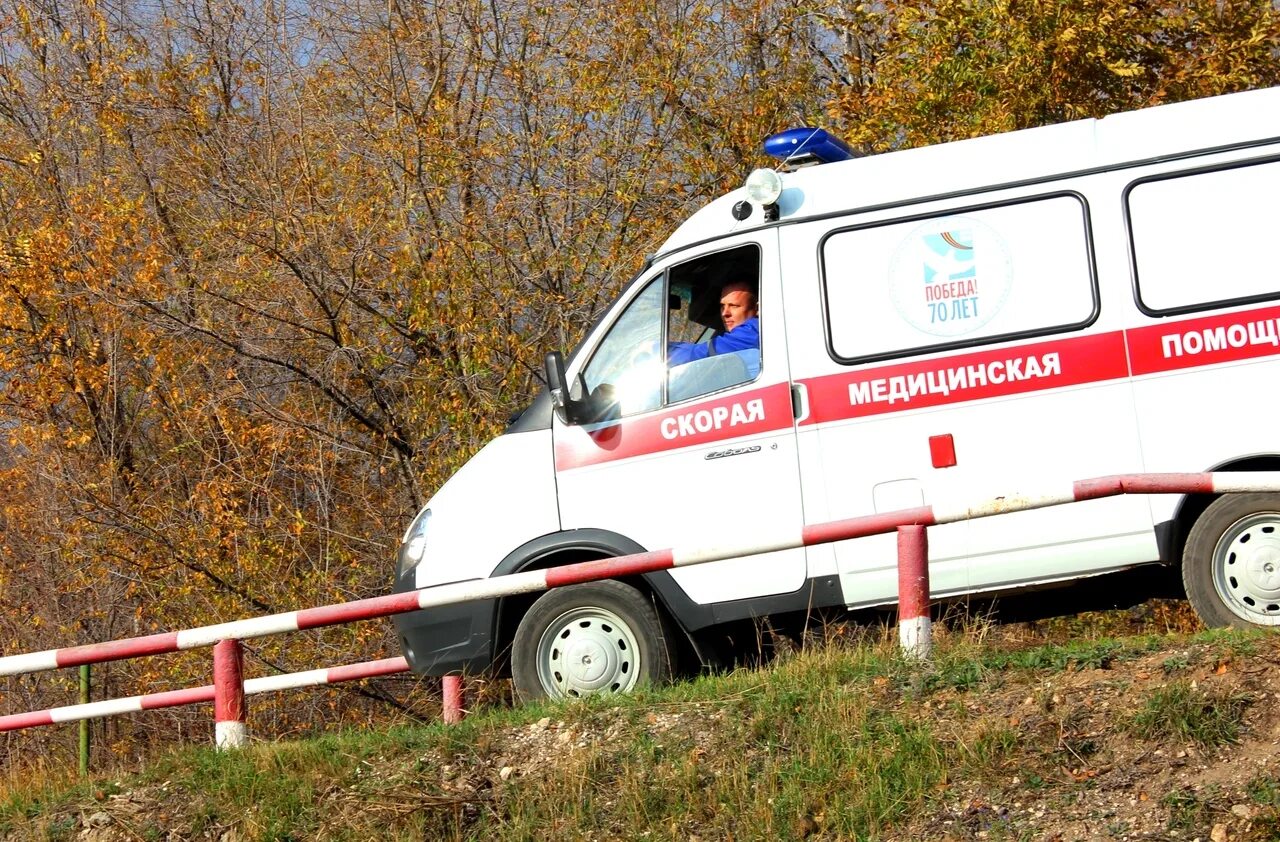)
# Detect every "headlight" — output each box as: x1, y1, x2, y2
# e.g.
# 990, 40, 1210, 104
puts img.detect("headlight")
397, 507, 432, 576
